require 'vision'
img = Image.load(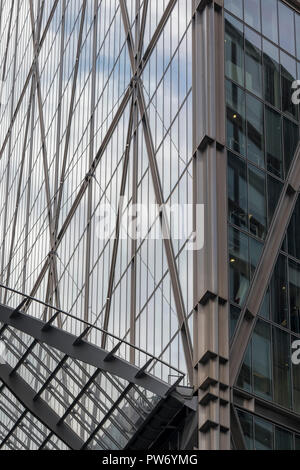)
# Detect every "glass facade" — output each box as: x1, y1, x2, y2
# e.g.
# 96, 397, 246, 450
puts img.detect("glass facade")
226, 0, 300, 450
